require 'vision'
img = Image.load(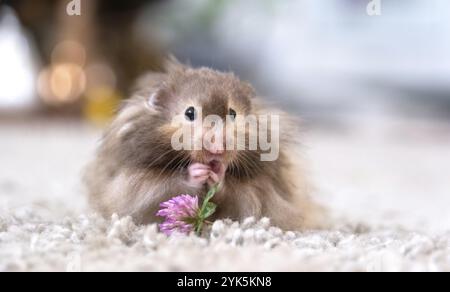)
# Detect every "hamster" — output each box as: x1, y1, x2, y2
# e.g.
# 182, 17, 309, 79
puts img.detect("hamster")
84, 58, 325, 231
